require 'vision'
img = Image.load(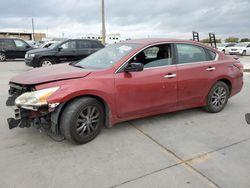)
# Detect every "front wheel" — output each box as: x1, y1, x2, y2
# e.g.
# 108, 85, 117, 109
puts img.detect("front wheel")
204, 81, 230, 113
60, 97, 105, 144
39, 58, 55, 67
0, 52, 6, 62
242, 51, 246, 56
